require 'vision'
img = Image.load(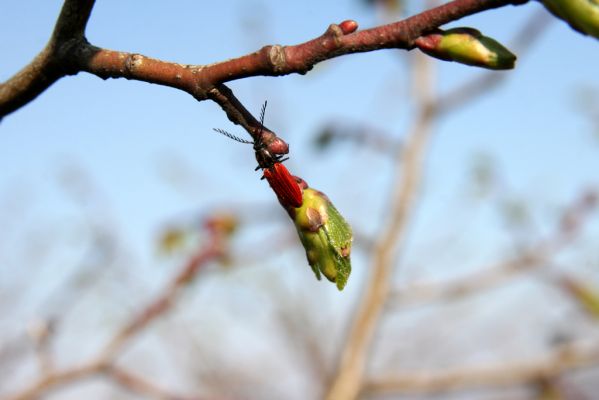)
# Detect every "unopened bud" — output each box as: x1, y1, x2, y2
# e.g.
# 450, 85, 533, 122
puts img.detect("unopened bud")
541, 0, 599, 39
415, 27, 516, 70
339, 20, 358, 35
292, 188, 352, 290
